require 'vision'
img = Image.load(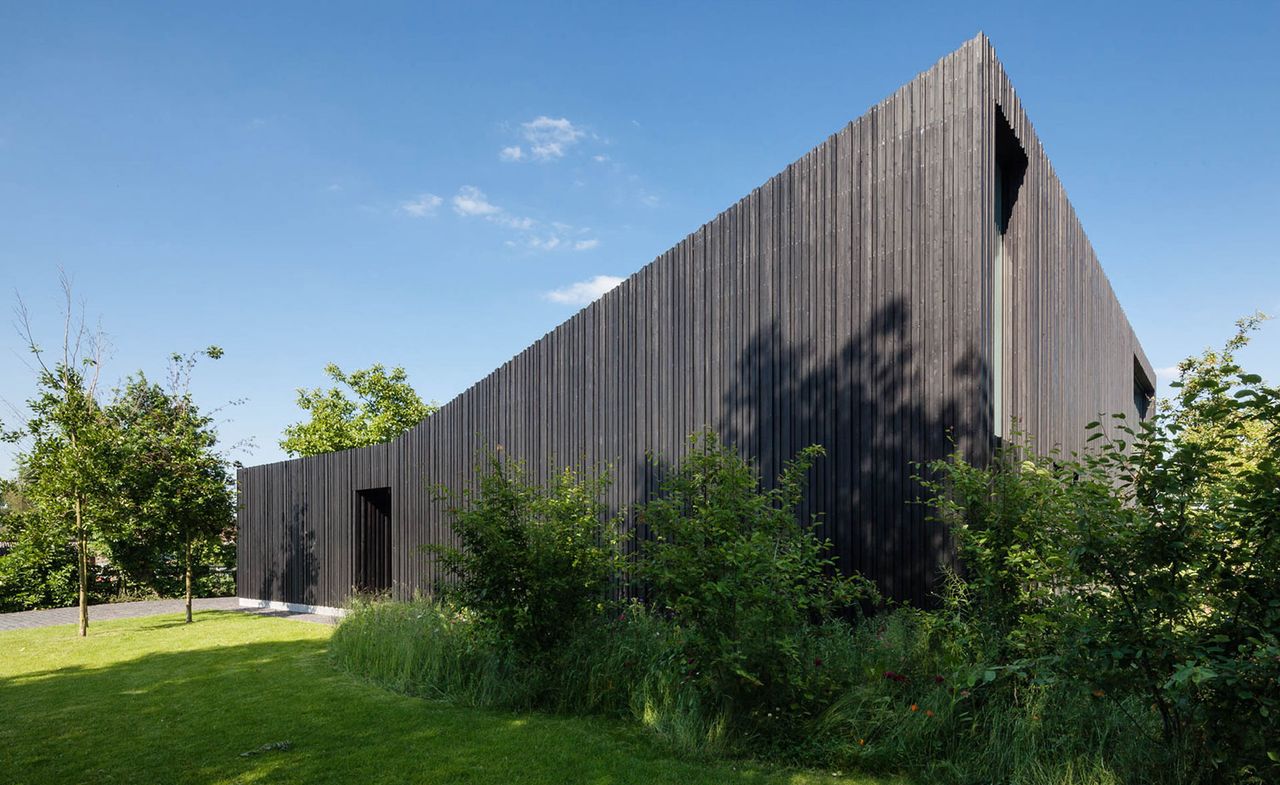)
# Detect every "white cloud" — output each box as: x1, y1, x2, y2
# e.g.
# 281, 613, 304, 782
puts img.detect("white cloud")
451, 185, 595, 252
545, 275, 624, 305
1155, 365, 1182, 382
496, 214, 536, 230
592, 154, 609, 163
501, 116, 587, 162
399, 193, 443, 217
531, 236, 563, 251
452, 185, 501, 217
